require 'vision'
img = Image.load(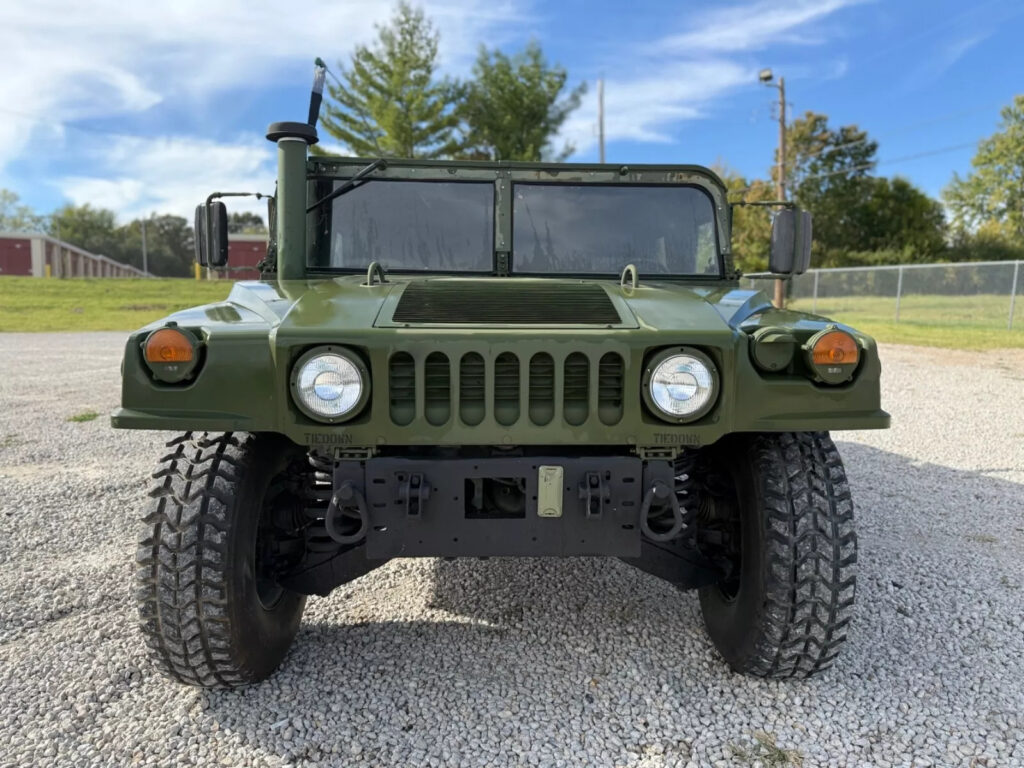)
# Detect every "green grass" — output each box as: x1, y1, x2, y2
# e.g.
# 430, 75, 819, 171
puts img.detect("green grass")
67, 411, 100, 423
790, 293, 1024, 349
1, 277, 1021, 349
0, 277, 232, 332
